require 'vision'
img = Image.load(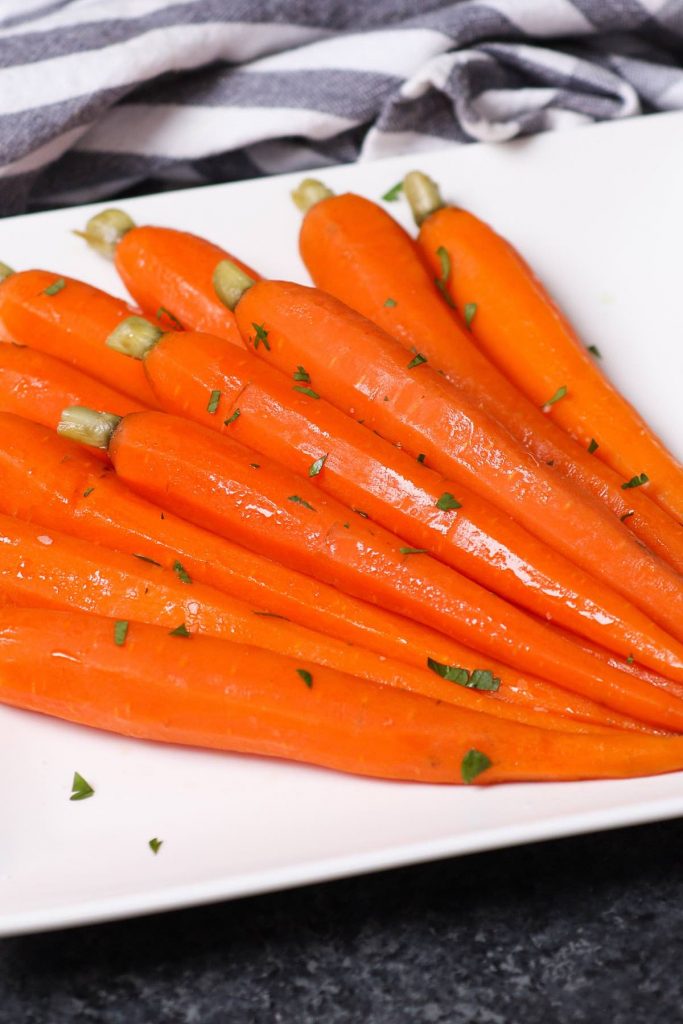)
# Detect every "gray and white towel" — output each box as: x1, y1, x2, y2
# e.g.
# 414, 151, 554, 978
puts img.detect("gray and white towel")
1, 0, 682, 217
